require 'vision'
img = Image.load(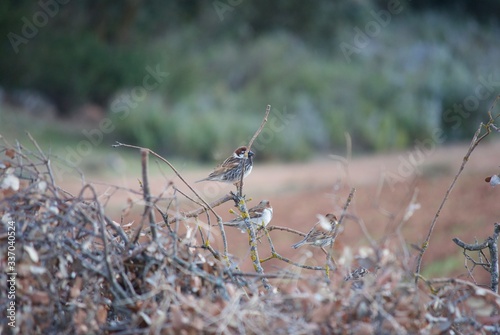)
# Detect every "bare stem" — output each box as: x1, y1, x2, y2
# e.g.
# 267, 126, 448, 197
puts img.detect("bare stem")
141, 149, 157, 241
326, 188, 356, 274
415, 94, 500, 284
113, 142, 231, 263
260, 226, 325, 271
169, 193, 234, 224
26, 132, 57, 191
234, 195, 271, 290
238, 104, 271, 197
452, 223, 500, 293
